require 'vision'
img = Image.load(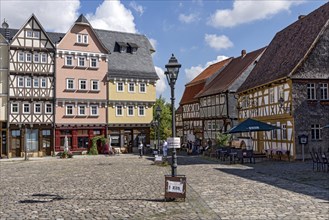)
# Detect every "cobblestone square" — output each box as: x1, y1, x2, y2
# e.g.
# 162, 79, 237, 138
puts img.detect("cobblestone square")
0, 155, 328, 219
